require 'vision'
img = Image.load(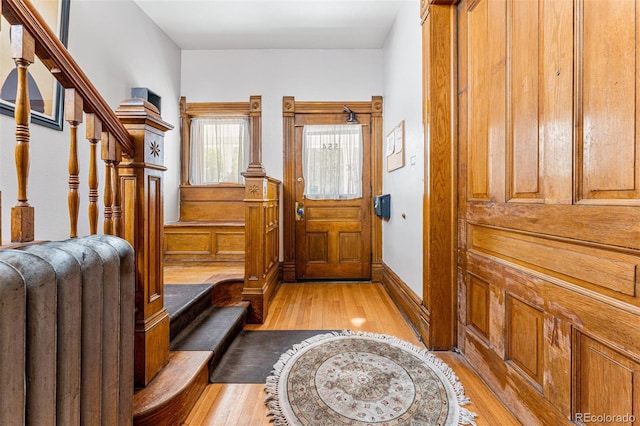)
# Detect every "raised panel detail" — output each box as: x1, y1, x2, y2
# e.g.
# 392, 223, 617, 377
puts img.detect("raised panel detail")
307, 232, 328, 263
306, 206, 361, 221
467, 273, 490, 340
163, 224, 245, 262
575, 332, 640, 423
506, 296, 543, 386
468, 225, 640, 303
339, 232, 361, 262
215, 232, 244, 255
468, 0, 490, 199
577, 0, 640, 201
165, 232, 211, 254
508, 0, 541, 200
